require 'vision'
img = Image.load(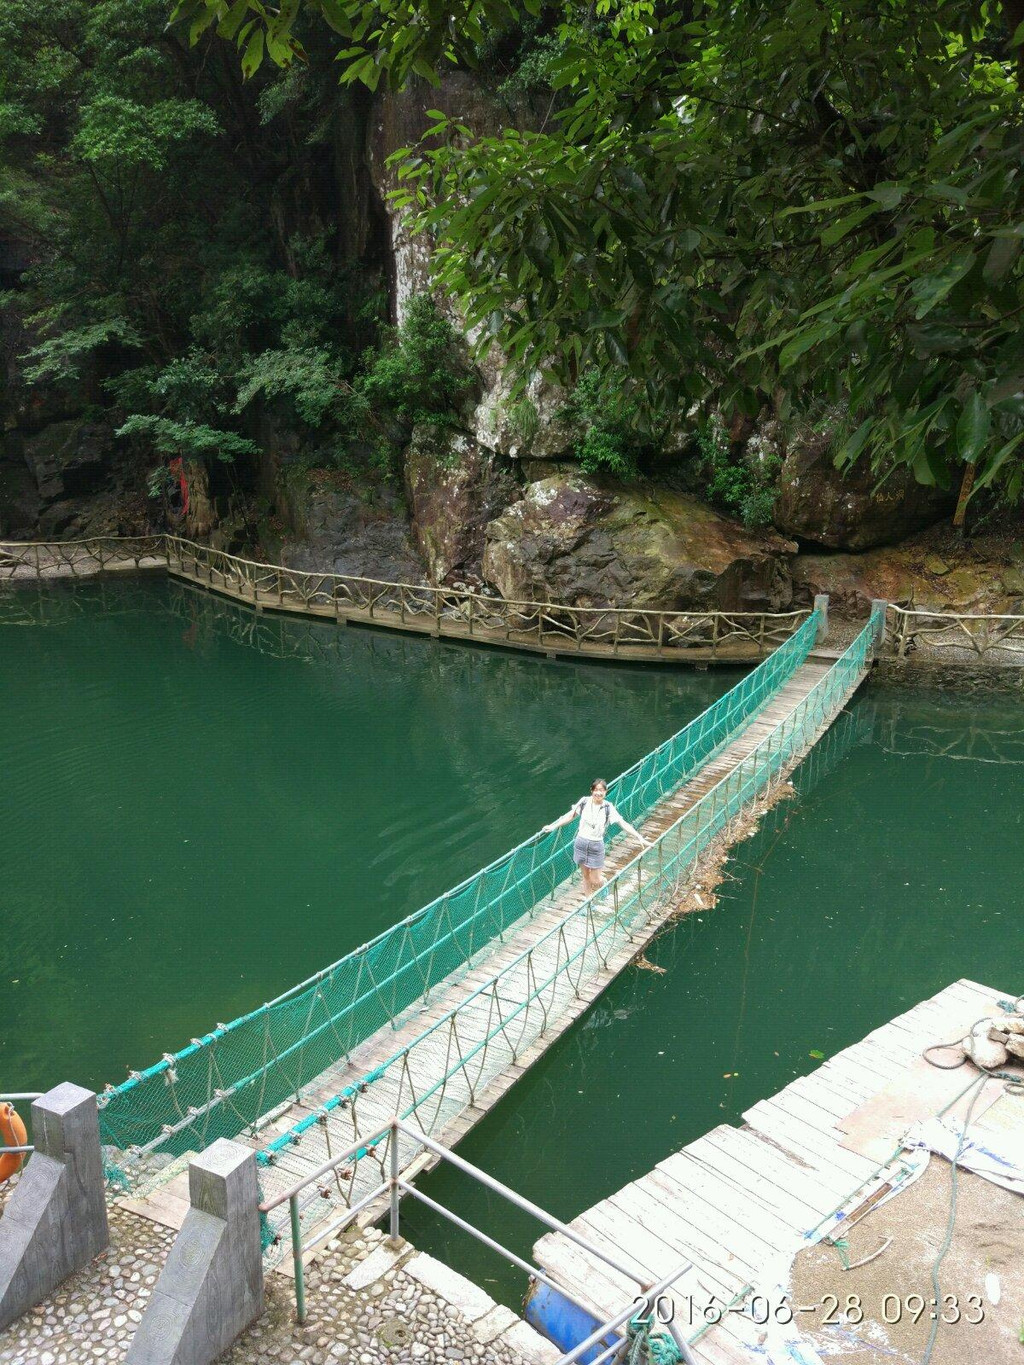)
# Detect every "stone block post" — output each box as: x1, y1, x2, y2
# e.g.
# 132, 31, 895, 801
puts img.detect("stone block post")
126, 1139, 264, 1365
813, 594, 829, 644
0, 1083, 109, 1330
